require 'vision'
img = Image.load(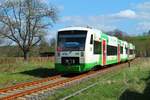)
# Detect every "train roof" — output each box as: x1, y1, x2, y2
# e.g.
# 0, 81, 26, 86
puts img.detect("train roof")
58, 26, 103, 33
58, 26, 135, 49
